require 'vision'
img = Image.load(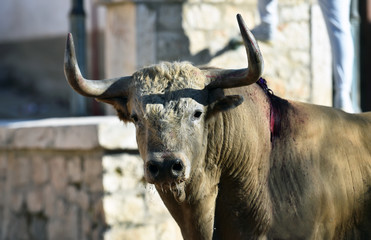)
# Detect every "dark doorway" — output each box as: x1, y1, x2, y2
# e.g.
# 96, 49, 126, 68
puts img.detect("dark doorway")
359, 0, 371, 111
